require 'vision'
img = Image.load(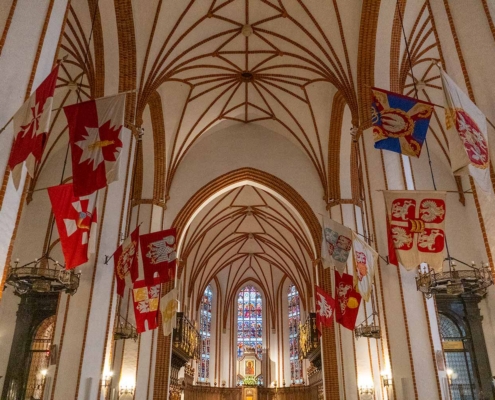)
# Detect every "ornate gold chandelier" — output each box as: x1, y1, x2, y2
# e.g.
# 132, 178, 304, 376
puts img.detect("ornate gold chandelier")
416, 258, 493, 298
6, 254, 80, 296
